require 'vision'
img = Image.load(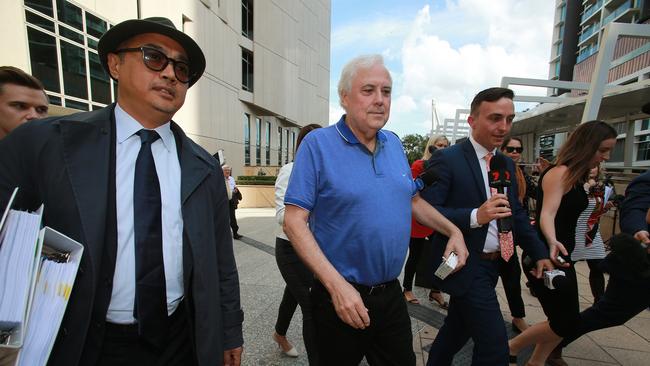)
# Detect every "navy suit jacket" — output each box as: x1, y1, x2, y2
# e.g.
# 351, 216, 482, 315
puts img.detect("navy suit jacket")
420, 139, 547, 296
0, 105, 243, 366
620, 169, 650, 235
